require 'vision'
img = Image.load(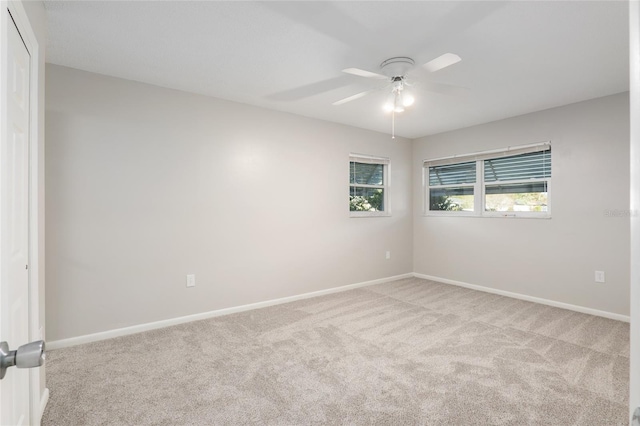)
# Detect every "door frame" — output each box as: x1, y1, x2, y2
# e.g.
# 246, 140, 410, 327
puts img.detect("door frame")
0, 0, 45, 423
631, 0, 640, 424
